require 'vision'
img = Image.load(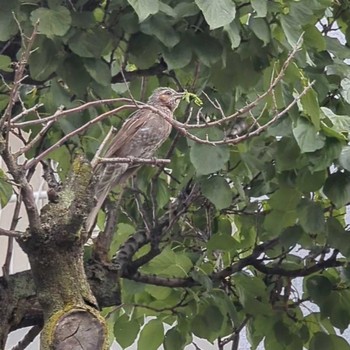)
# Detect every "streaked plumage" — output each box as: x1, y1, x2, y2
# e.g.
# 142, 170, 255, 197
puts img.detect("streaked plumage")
86, 87, 184, 232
